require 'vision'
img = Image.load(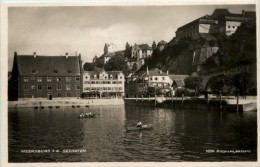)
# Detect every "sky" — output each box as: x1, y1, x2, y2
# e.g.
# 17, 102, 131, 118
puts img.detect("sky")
8, 4, 255, 71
